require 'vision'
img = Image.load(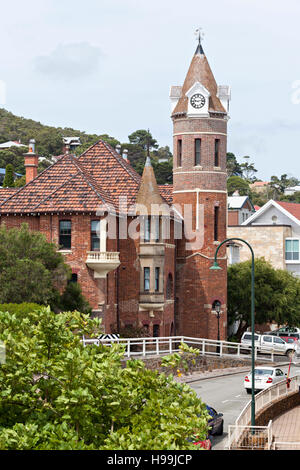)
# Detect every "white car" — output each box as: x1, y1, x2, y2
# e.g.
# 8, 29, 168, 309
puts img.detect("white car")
244, 367, 286, 394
